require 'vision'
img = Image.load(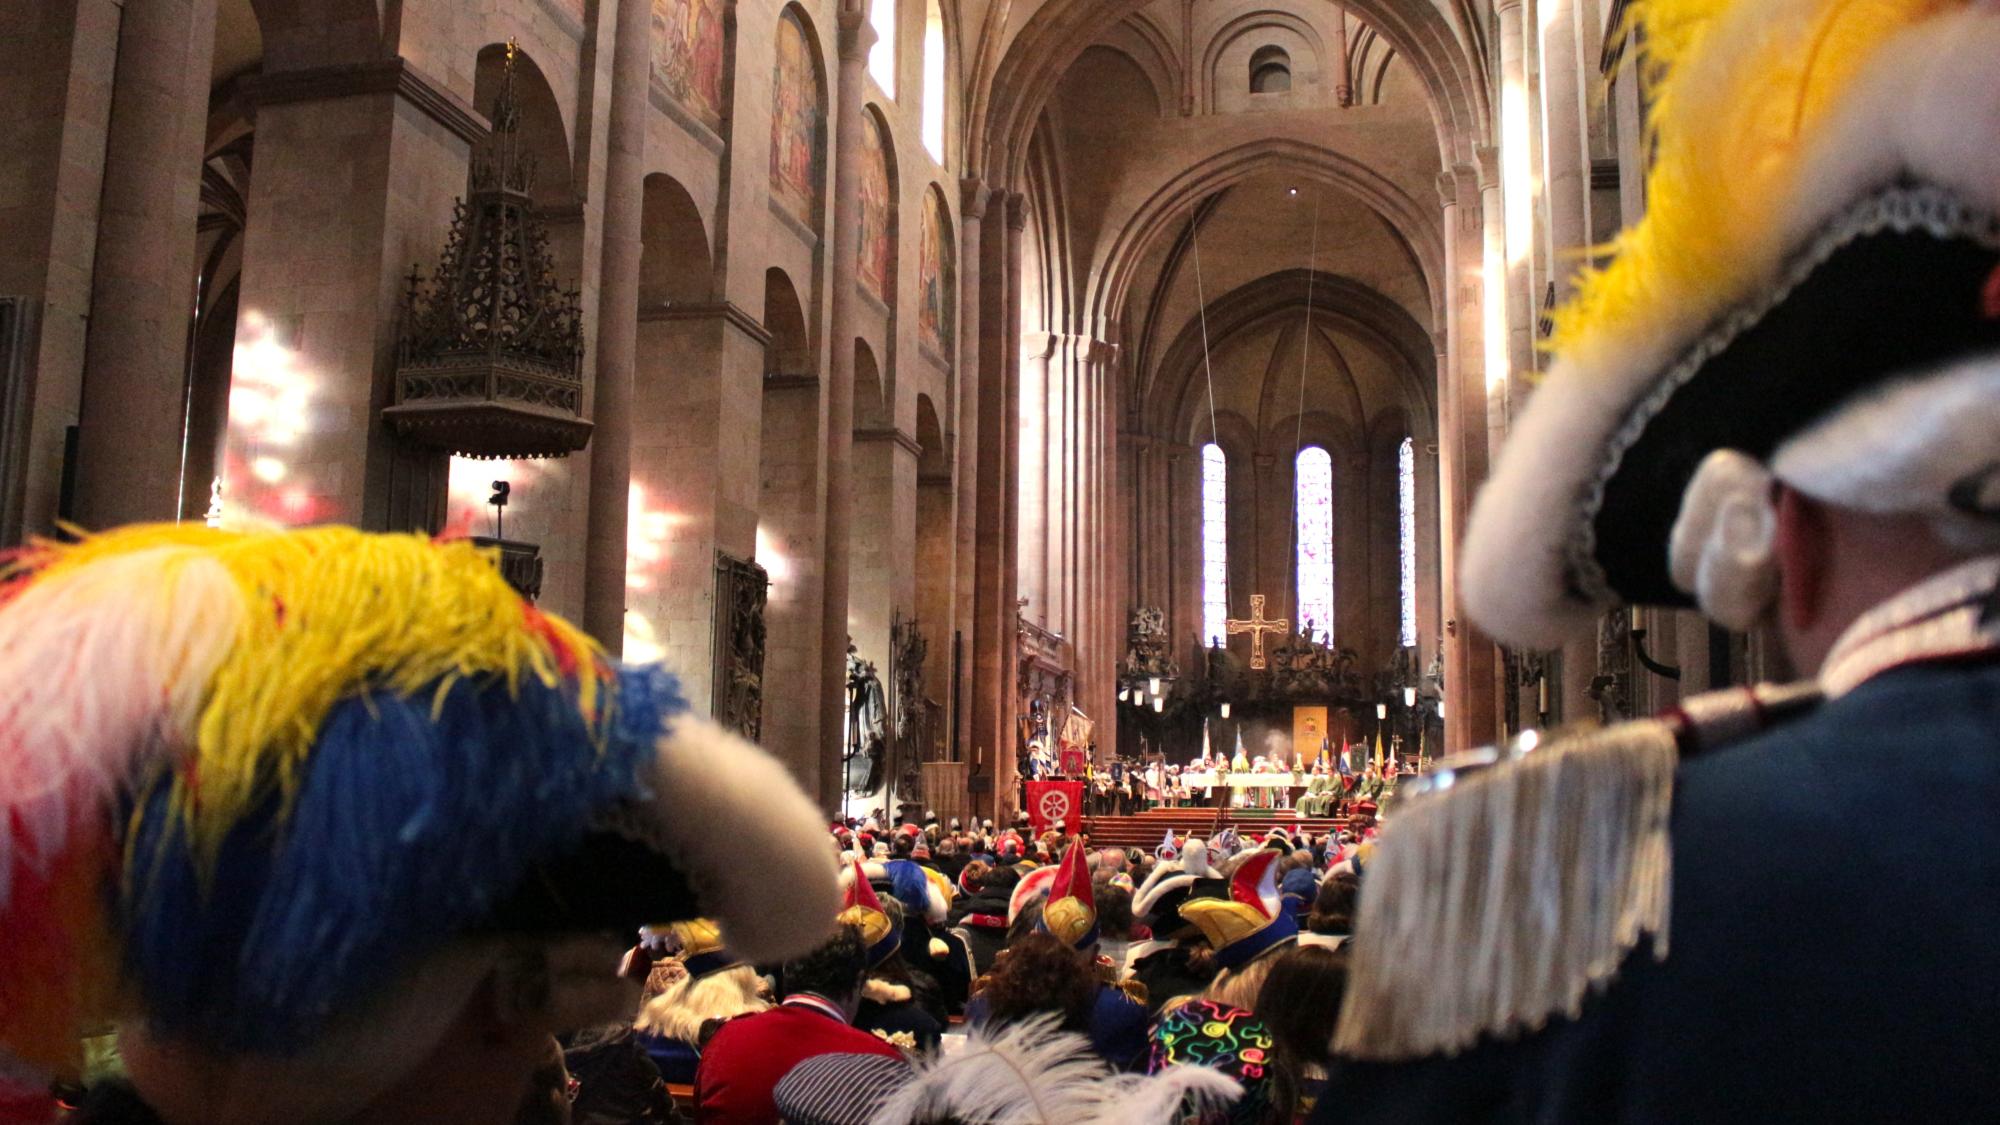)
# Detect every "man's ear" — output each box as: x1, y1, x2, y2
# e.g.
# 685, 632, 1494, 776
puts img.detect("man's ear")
1775, 485, 1829, 635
